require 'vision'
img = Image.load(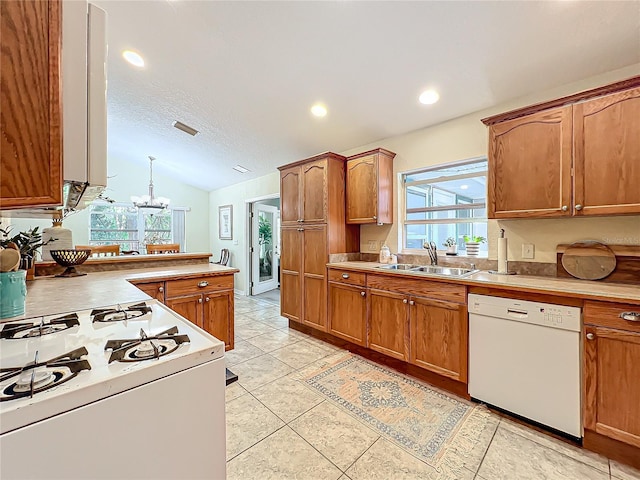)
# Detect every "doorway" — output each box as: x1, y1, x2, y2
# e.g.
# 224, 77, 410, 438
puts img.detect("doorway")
249, 199, 280, 296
